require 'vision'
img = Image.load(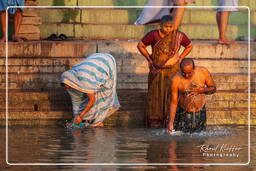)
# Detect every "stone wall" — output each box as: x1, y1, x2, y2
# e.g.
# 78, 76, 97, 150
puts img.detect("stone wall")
34, 0, 255, 40
0, 0, 42, 40
0, 41, 255, 125
18, 0, 42, 40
